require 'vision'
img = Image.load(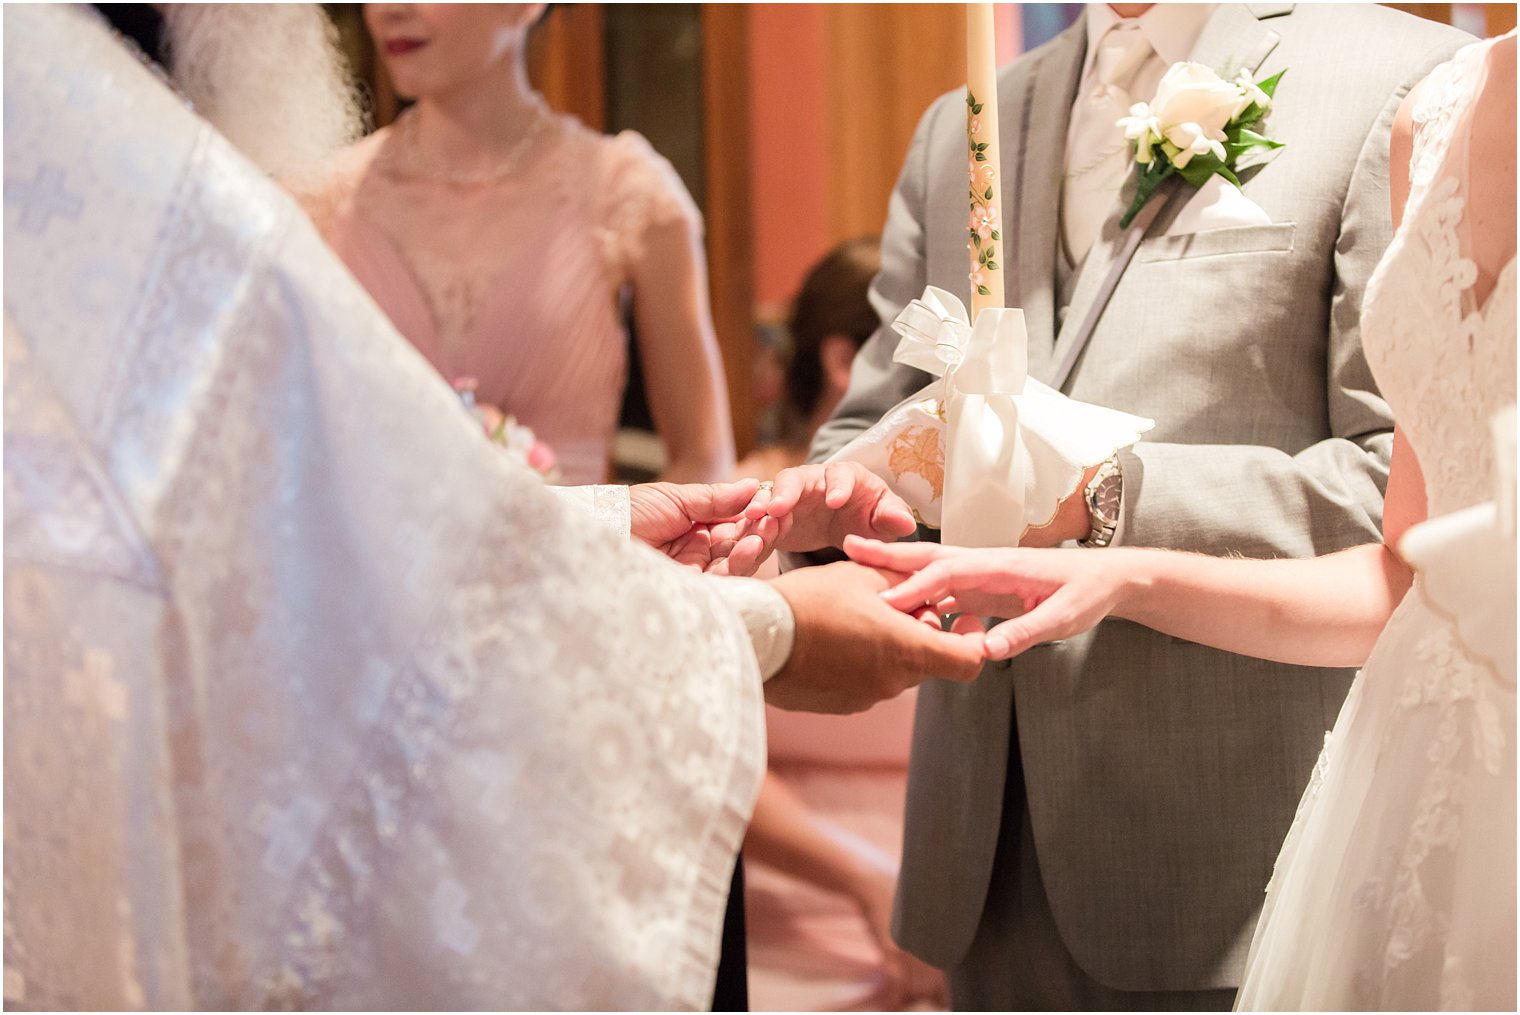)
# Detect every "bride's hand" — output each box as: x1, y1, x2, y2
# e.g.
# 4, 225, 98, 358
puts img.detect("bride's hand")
742, 462, 918, 557
844, 535, 1128, 659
